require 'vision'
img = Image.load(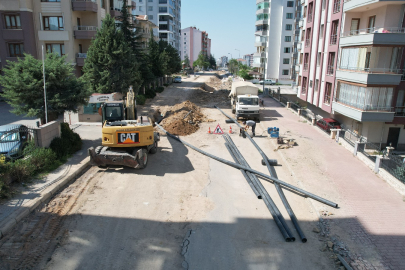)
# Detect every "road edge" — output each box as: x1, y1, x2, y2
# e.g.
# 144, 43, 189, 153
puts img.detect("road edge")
0, 157, 91, 239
